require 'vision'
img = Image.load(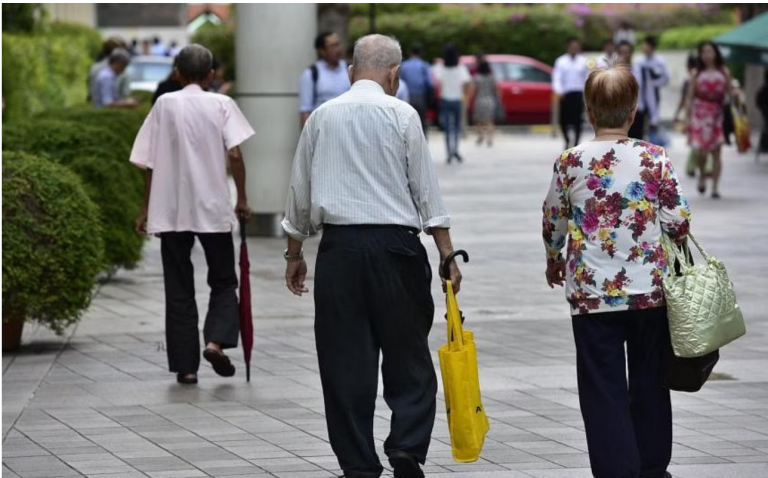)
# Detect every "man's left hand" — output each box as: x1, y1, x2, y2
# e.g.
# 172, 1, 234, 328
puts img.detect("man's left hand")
235, 201, 252, 219
286, 259, 309, 297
